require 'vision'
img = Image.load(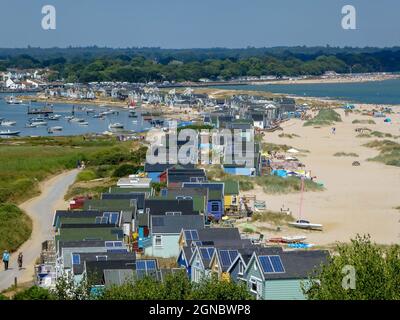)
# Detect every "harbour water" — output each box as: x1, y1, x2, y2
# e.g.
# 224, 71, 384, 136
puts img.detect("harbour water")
215, 78, 400, 105
0, 93, 153, 137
